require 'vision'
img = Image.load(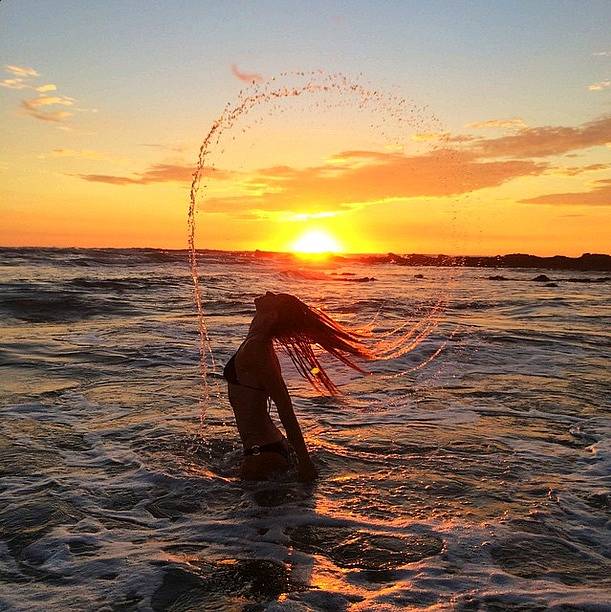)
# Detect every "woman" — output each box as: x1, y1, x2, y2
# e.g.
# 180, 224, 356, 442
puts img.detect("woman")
224, 291, 372, 481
